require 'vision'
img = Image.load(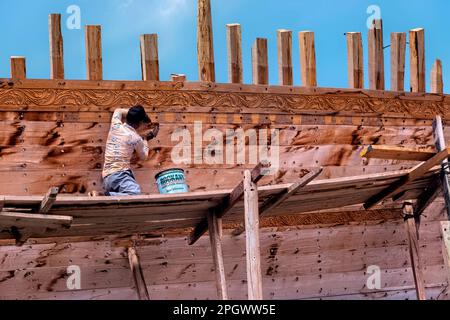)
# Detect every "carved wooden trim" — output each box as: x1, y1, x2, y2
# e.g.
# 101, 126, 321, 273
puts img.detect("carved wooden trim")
0, 80, 447, 118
